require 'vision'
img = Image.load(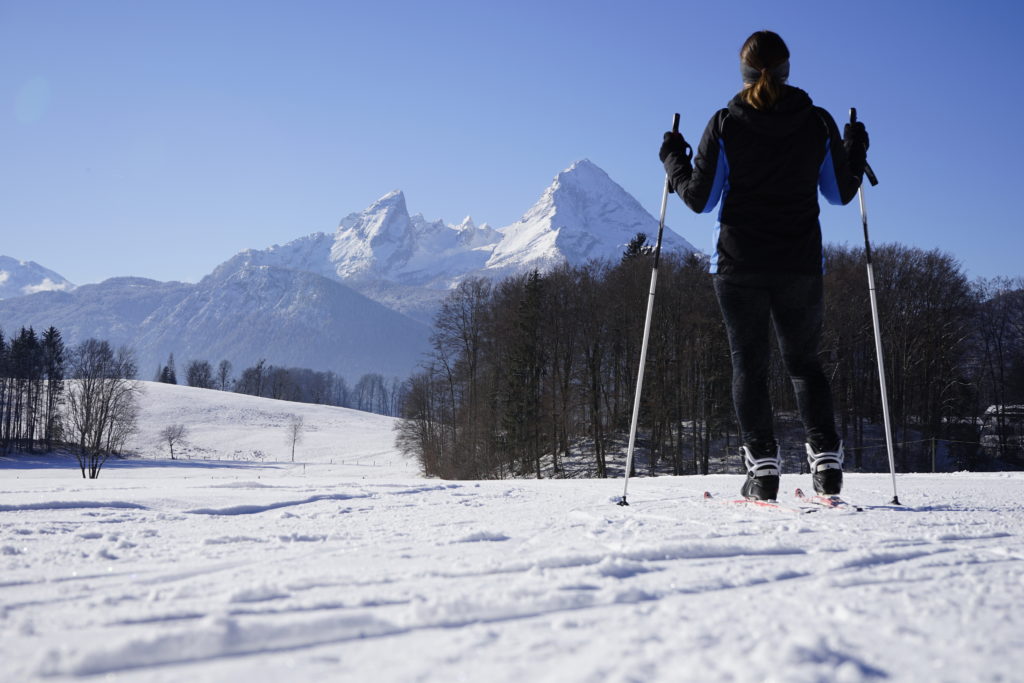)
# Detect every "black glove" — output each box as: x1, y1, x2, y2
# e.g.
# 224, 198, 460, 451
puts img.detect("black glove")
659, 131, 692, 163
660, 131, 692, 194
843, 121, 869, 176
